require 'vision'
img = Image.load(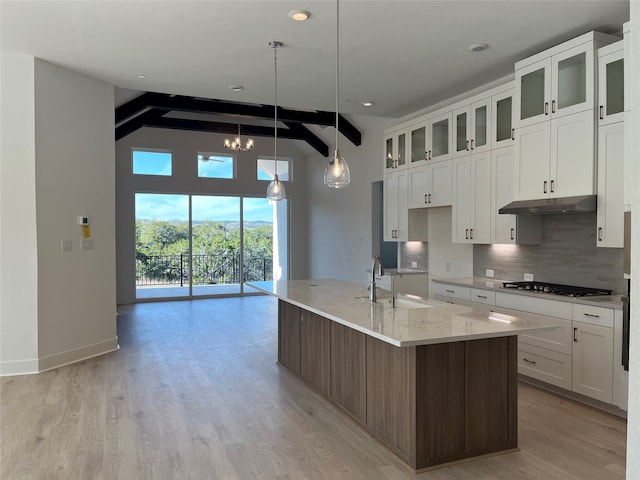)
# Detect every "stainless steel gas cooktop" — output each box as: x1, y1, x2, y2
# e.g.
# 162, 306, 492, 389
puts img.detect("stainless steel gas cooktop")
502, 281, 612, 297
